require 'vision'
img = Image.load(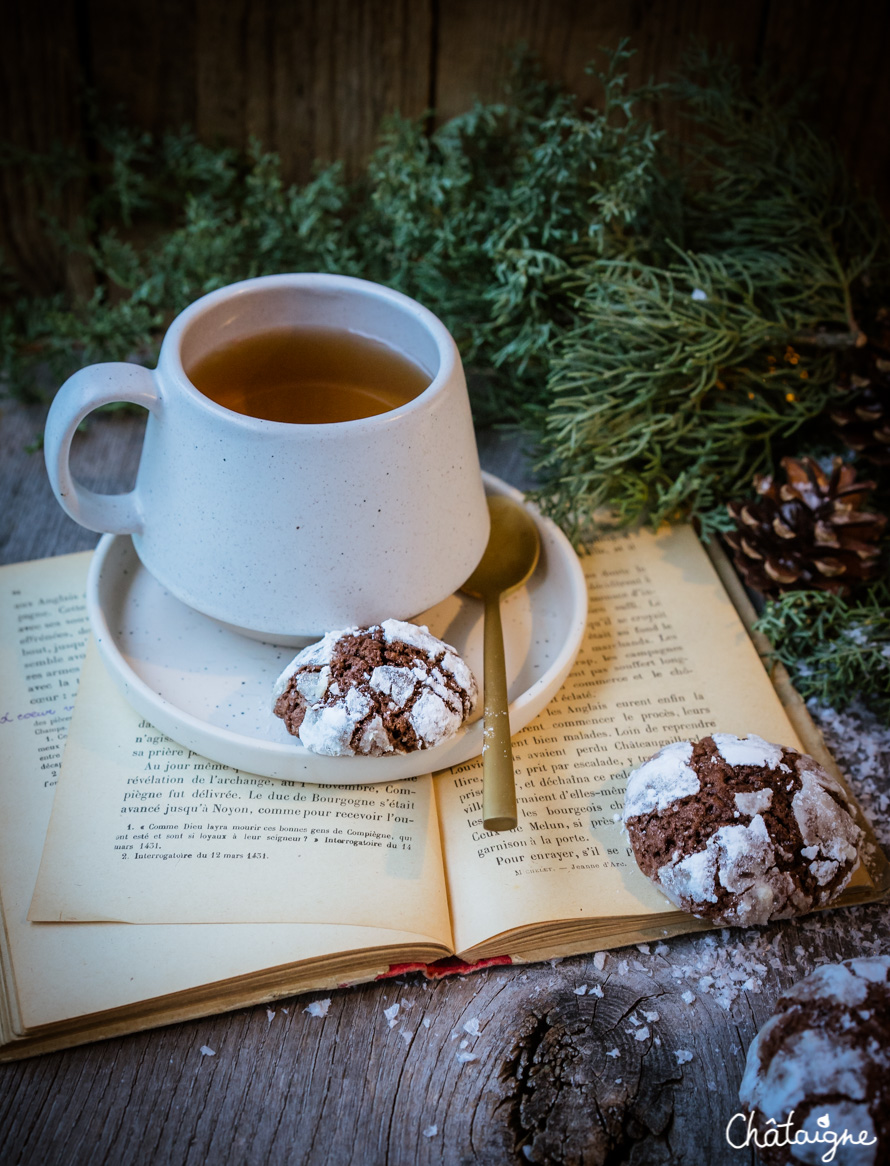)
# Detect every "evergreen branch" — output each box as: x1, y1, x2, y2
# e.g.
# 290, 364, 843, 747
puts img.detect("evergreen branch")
754, 585, 890, 719
527, 251, 838, 536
